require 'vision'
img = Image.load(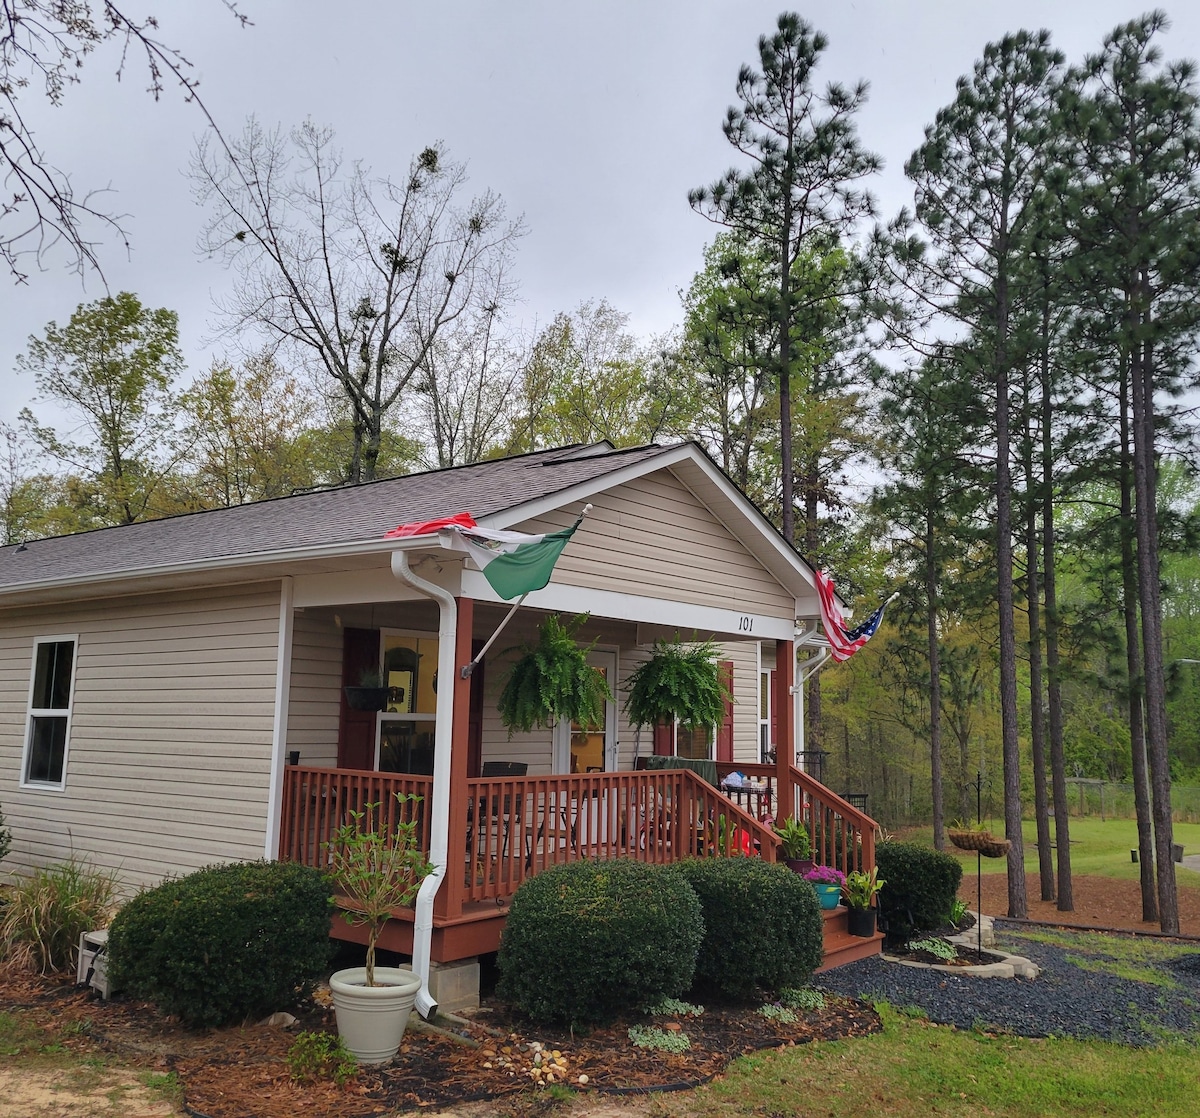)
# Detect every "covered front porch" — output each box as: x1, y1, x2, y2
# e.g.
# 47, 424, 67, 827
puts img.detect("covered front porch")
268, 451, 882, 1010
